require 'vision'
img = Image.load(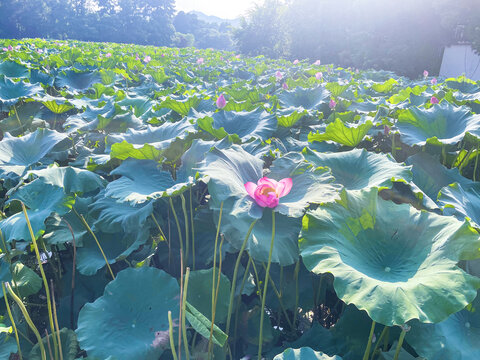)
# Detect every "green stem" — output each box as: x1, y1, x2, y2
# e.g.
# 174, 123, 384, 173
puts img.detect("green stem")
209, 234, 225, 355
232, 257, 252, 359
73, 208, 115, 281
258, 210, 275, 360
370, 326, 389, 360
168, 311, 179, 360
452, 141, 465, 167
442, 145, 447, 166
189, 189, 195, 270
225, 219, 258, 335
13, 103, 22, 129
182, 268, 191, 360
50, 280, 63, 360
180, 194, 190, 267
150, 214, 168, 244
391, 133, 396, 159
393, 327, 407, 360
474, 146, 479, 182
362, 320, 376, 360
21, 203, 59, 360
293, 259, 300, 329
169, 198, 184, 268
383, 327, 390, 351
2, 283, 22, 360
